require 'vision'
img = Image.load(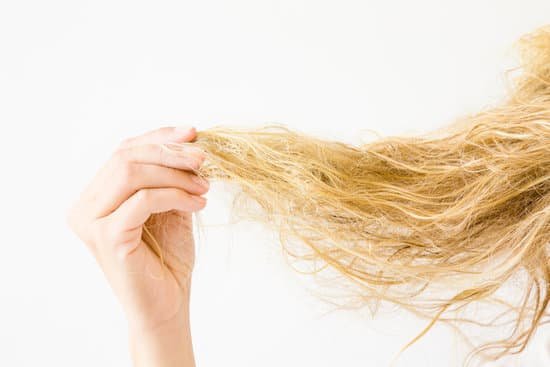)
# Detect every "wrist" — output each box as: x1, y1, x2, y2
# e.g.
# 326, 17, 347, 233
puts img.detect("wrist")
128, 303, 194, 367
125, 278, 192, 335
